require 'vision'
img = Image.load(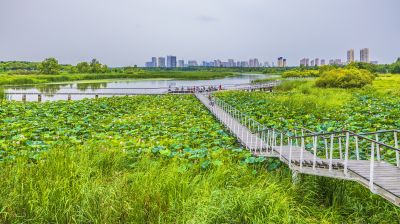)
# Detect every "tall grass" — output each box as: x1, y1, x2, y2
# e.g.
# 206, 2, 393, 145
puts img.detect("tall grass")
1, 144, 398, 223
